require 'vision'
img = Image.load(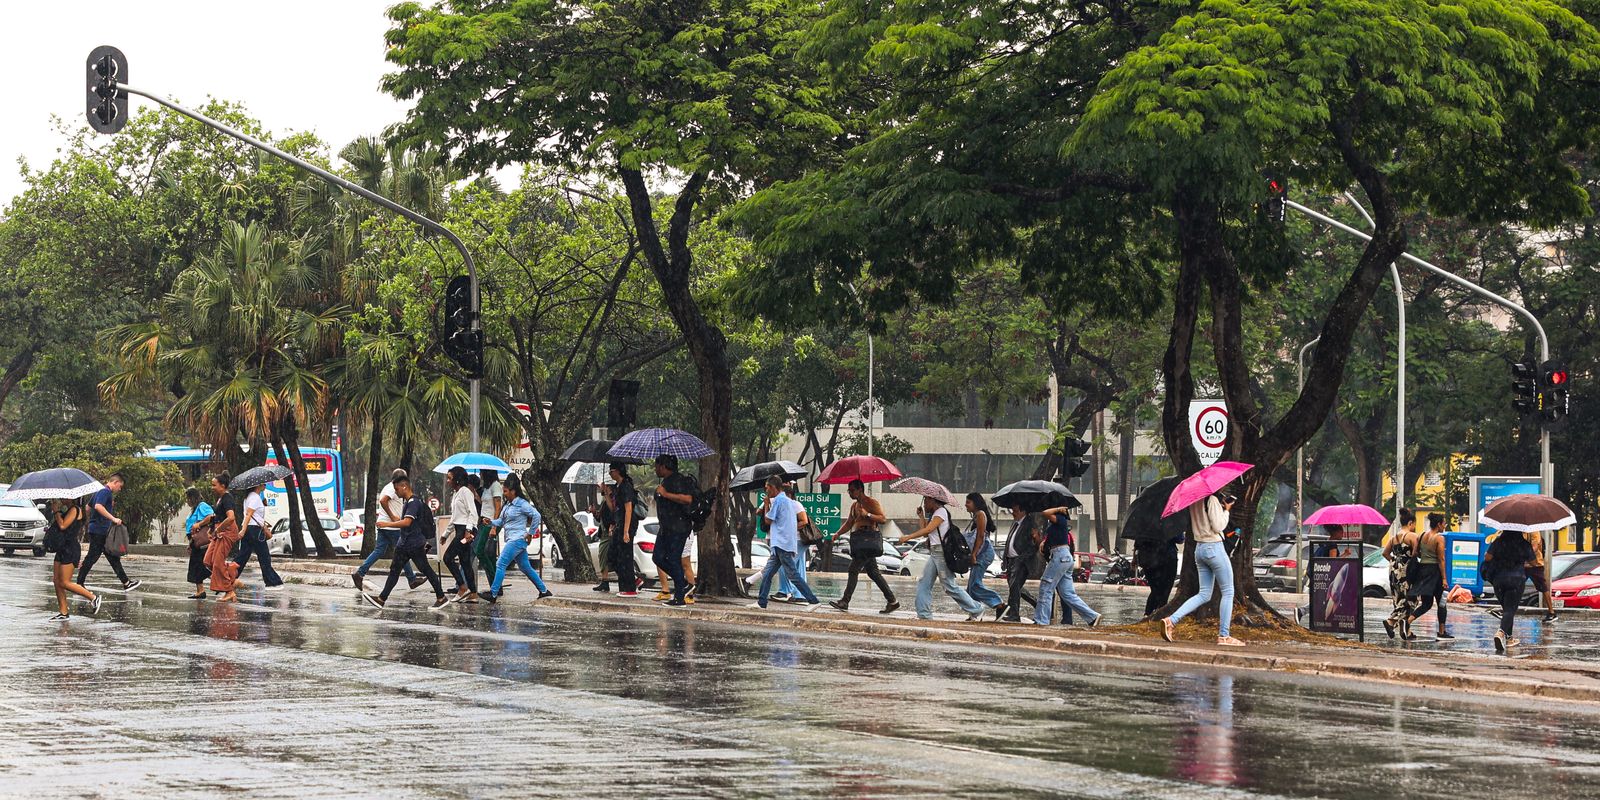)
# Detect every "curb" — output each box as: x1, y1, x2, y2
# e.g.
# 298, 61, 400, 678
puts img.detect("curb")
123, 554, 1600, 705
